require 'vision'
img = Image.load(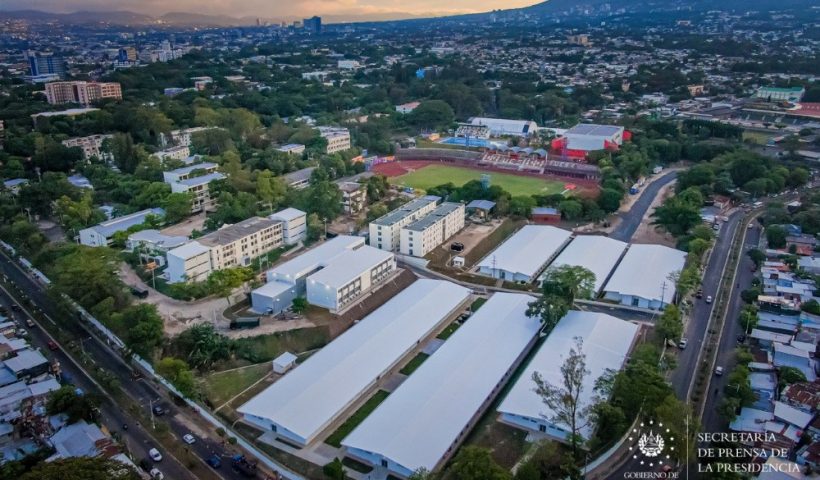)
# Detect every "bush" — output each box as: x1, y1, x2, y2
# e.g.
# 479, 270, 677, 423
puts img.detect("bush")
323, 458, 345, 480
